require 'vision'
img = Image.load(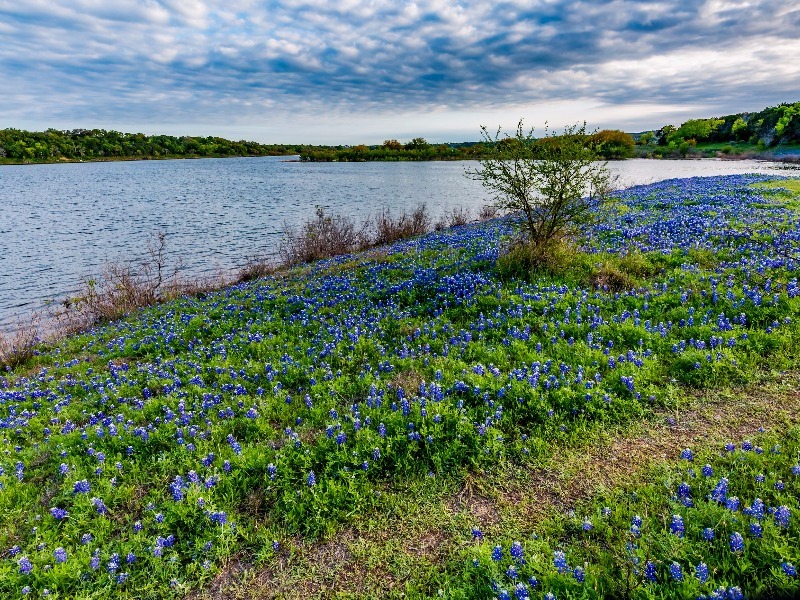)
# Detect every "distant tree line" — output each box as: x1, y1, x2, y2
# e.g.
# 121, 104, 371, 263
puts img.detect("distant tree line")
0, 128, 314, 163
299, 130, 636, 162
648, 101, 800, 148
